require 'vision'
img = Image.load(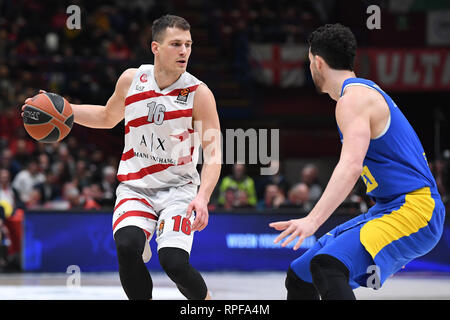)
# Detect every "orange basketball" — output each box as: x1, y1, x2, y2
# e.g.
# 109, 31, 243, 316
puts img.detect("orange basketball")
22, 92, 74, 143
